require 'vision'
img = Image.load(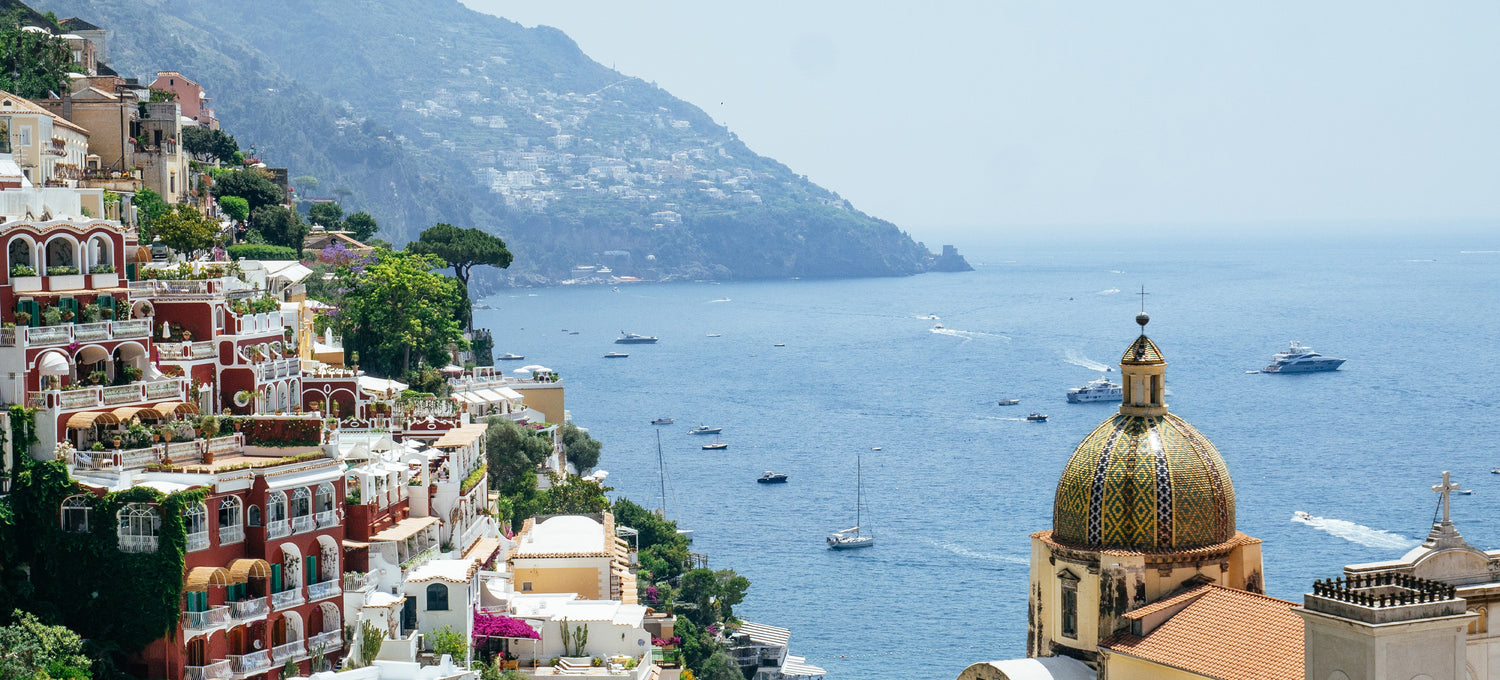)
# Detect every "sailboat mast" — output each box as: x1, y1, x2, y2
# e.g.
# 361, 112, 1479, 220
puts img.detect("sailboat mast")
656, 429, 667, 517
856, 452, 862, 533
